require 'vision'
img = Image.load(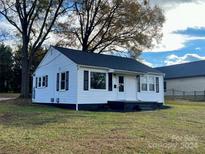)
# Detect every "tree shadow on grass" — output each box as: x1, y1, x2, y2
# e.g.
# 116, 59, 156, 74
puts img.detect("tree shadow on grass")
0, 111, 64, 127
0, 100, 94, 128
